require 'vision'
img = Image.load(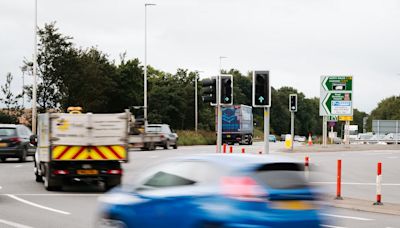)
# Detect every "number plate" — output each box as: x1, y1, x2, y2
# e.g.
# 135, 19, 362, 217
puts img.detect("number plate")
77, 169, 98, 175
270, 201, 316, 210
0, 143, 8, 147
